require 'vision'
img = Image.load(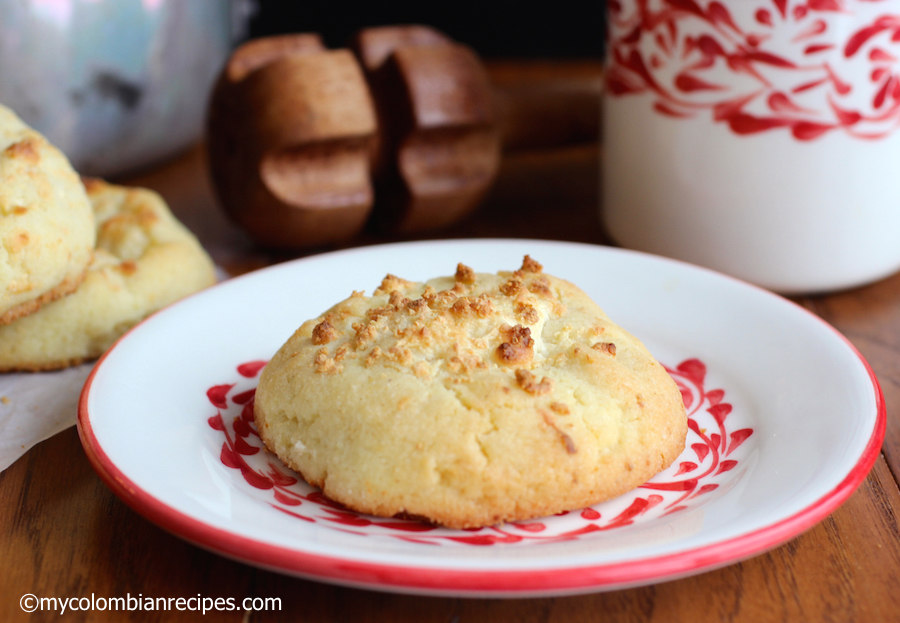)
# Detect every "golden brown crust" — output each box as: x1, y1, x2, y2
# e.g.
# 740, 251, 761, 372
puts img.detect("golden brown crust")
0, 355, 91, 373
0, 268, 87, 326
4, 137, 39, 163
